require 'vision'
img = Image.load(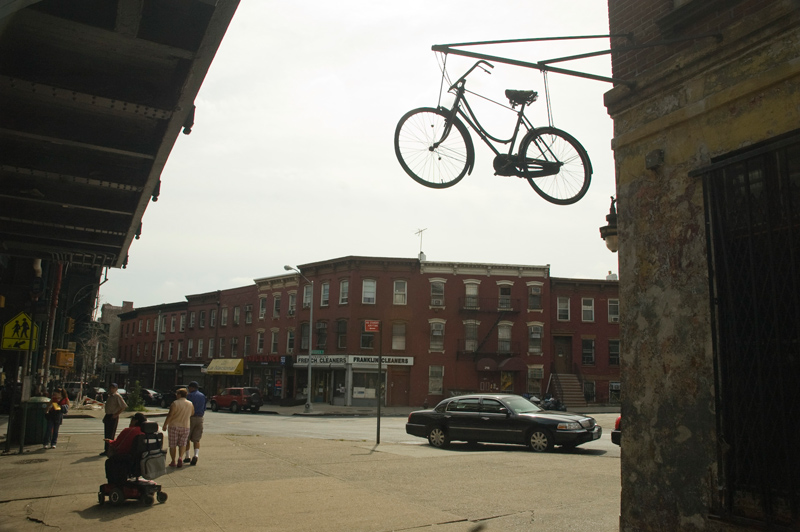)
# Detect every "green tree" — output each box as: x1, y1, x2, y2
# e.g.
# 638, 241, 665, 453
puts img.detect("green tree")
126, 380, 146, 411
